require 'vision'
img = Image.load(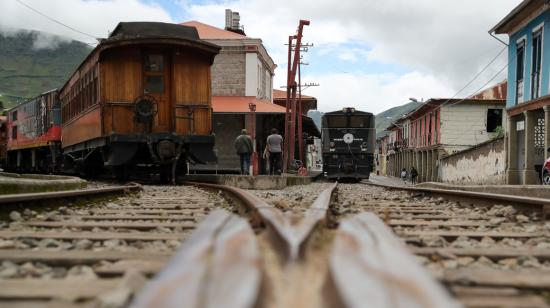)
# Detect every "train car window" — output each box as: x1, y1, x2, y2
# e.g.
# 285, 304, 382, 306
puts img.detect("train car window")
326, 116, 347, 127
12, 126, 17, 139
11, 111, 17, 121
145, 76, 164, 93
145, 55, 164, 72
349, 116, 367, 128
